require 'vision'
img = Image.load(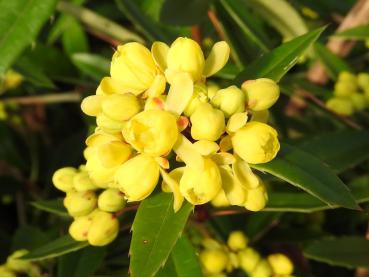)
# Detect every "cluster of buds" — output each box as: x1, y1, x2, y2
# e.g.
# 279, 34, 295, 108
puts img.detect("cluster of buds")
199, 231, 294, 277
0, 249, 41, 277
326, 71, 369, 116
76, 37, 281, 213
52, 166, 123, 246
